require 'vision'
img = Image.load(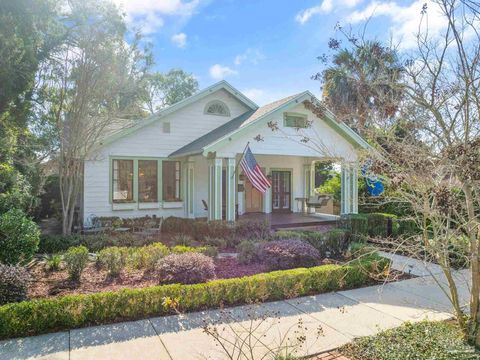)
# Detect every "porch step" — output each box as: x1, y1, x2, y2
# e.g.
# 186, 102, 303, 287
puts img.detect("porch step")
271, 220, 337, 230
